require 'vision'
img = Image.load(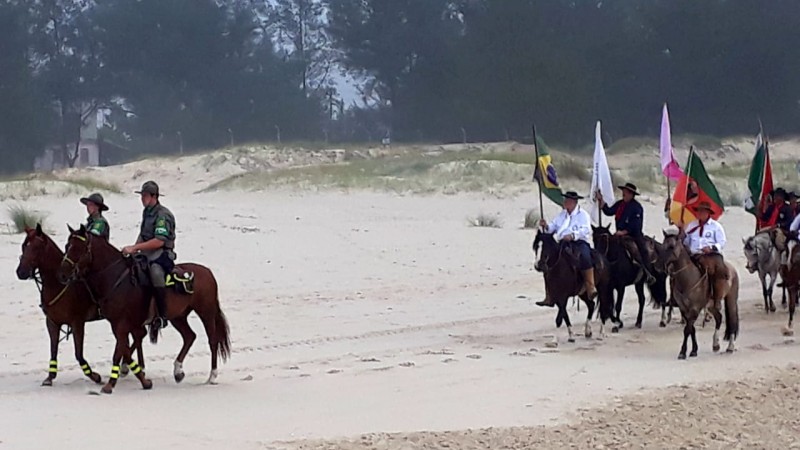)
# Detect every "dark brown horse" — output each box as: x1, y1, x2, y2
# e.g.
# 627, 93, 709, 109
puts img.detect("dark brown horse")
59, 224, 231, 394
15, 224, 145, 386
592, 226, 668, 331
533, 230, 614, 343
